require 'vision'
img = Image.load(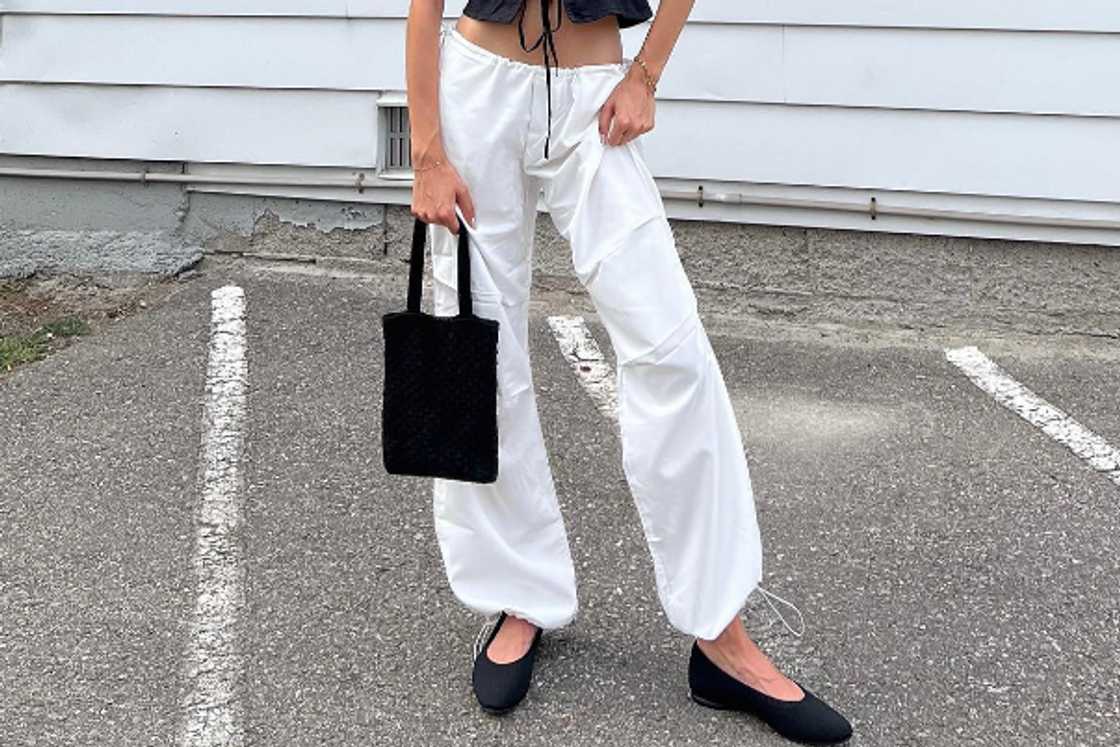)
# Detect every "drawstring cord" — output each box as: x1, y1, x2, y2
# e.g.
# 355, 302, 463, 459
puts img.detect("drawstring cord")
516, 0, 563, 159
755, 584, 806, 638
